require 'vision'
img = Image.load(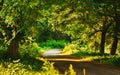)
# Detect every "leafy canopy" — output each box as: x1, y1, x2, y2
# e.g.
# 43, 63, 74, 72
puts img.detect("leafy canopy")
0, 0, 41, 44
